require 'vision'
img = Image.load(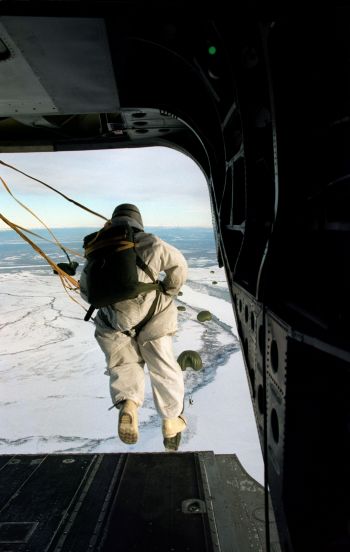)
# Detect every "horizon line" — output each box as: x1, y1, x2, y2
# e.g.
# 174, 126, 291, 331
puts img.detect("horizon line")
0, 224, 214, 231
